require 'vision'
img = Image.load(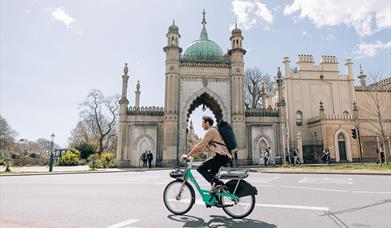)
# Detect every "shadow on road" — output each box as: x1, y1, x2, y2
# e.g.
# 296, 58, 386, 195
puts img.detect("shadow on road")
167, 214, 277, 228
